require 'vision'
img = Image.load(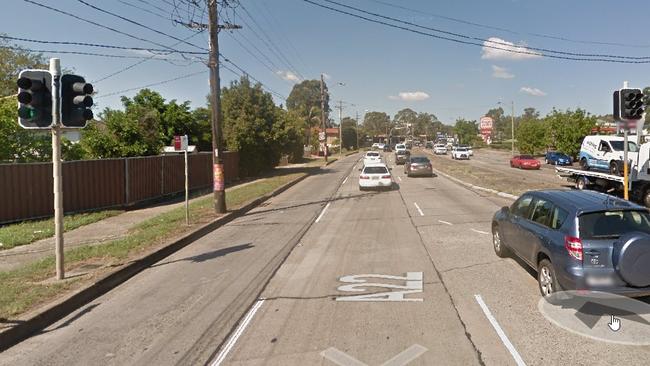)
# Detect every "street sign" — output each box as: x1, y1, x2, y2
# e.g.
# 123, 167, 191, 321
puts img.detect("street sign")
318, 131, 326, 142
174, 135, 181, 150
